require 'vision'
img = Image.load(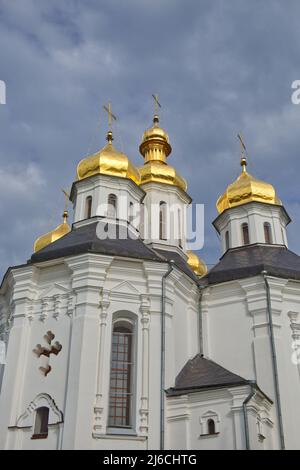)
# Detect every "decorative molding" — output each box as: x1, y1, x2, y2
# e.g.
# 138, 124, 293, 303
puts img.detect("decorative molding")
16, 393, 63, 428
199, 410, 220, 436
139, 294, 150, 435
33, 331, 62, 376
93, 289, 111, 437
